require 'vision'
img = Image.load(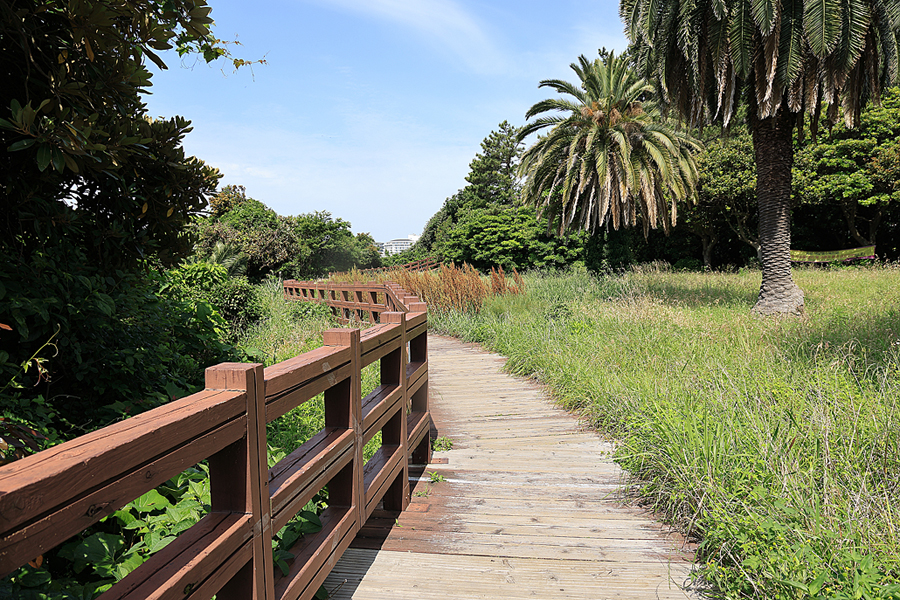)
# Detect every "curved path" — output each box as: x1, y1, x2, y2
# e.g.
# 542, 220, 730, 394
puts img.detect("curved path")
325, 334, 698, 599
